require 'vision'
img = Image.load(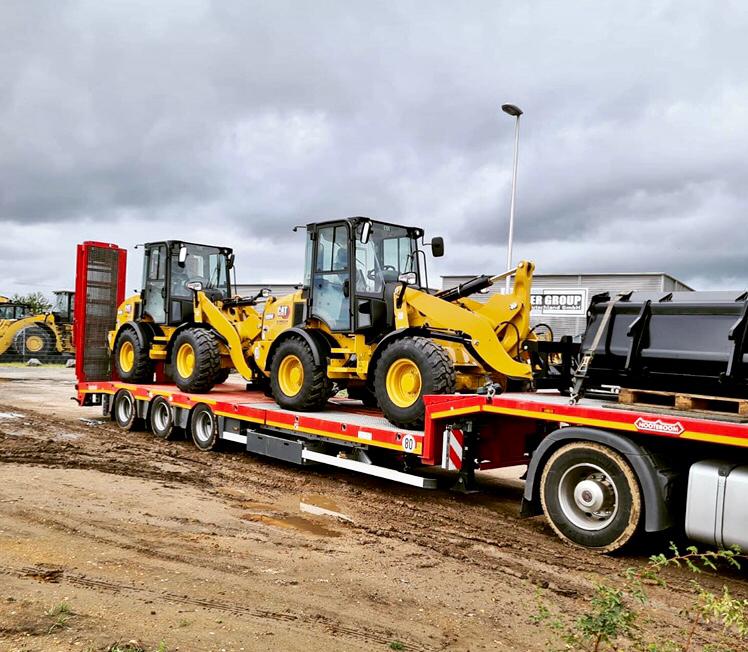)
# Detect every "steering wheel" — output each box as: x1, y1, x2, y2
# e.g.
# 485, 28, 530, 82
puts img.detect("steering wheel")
367, 265, 397, 280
